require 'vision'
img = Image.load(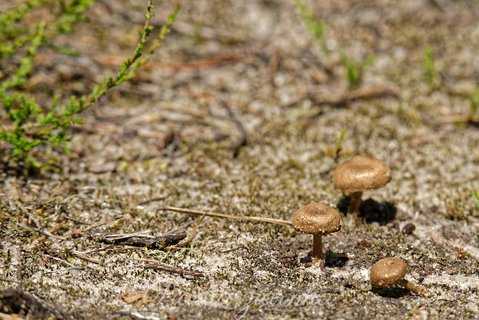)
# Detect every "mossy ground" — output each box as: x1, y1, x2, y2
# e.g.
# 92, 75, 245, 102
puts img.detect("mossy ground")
1, 0, 479, 319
